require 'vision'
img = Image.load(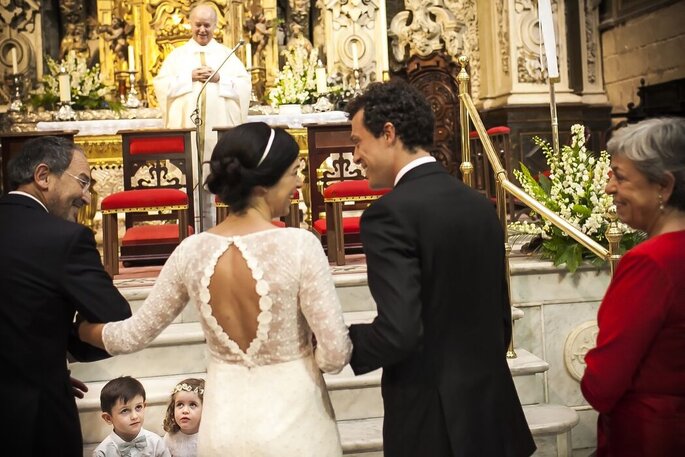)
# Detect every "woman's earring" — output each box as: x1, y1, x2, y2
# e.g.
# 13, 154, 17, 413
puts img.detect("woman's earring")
658, 193, 664, 213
